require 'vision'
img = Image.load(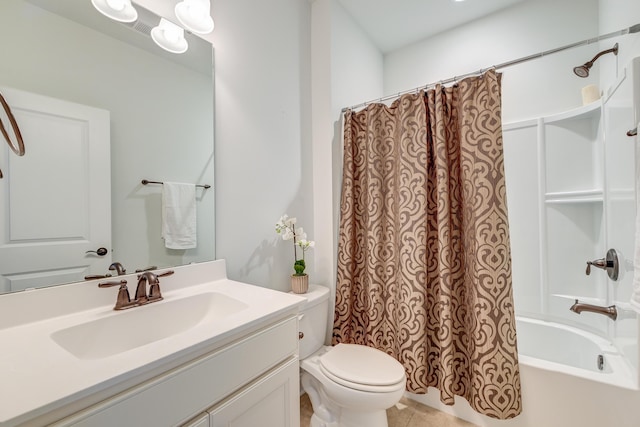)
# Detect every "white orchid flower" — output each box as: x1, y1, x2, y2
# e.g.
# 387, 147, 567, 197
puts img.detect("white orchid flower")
282, 229, 294, 240
297, 239, 315, 251
275, 214, 315, 276
294, 227, 306, 239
